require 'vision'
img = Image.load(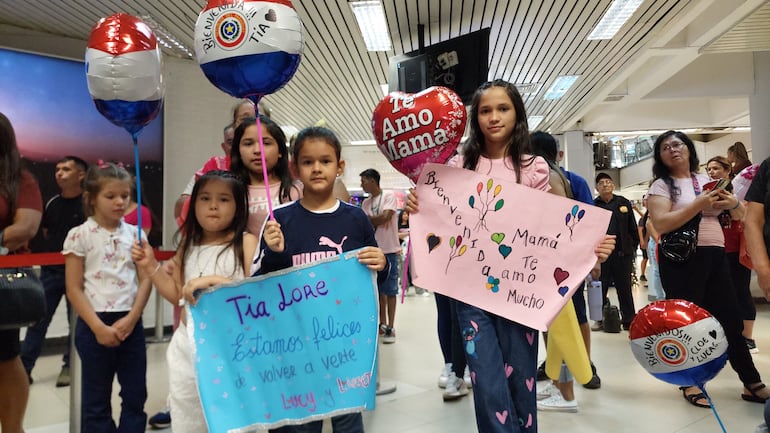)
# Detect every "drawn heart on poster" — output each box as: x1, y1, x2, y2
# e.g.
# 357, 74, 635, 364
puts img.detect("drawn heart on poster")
491, 233, 505, 244
558, 286, 569, 297
553, 268, 570, 285
498, 244, 512, 259
427, 234, 442, 252
371, 86, 466, 182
